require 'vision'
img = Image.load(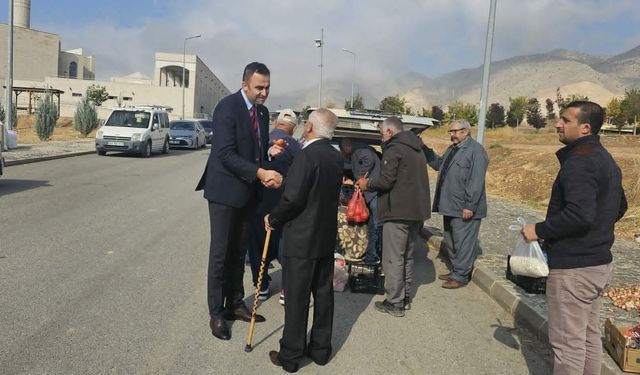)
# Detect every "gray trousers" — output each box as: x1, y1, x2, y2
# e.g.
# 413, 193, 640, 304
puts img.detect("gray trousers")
547, 263, 613, 375
381, 220, 422, 307
443, 216, 481, 284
